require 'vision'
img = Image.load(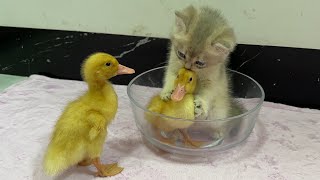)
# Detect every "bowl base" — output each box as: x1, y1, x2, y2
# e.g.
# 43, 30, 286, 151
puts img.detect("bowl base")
158, 130, 225, 149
